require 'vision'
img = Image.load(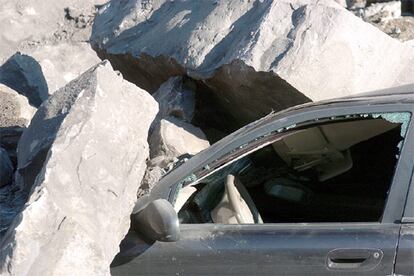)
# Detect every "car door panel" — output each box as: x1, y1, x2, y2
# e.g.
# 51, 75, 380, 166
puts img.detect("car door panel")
111, 223, 399, 276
